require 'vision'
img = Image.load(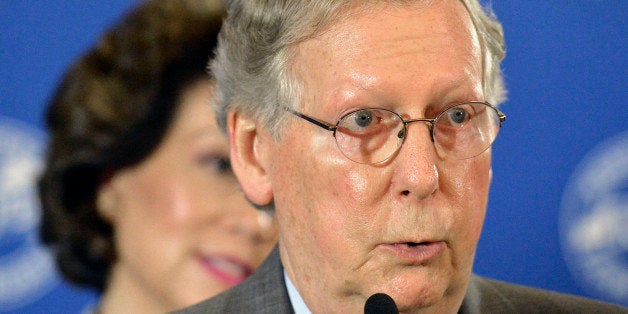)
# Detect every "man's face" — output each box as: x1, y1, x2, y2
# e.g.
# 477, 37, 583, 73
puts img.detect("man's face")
248, 1, 489, 312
